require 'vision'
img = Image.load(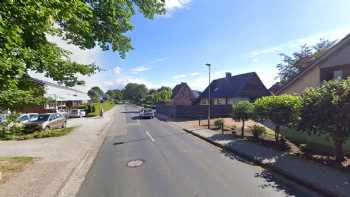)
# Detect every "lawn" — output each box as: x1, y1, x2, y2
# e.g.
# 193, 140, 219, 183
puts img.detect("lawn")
87, 101, 115, 117
0, 156, 33, 184
280, 127, 350, 155
1, 127, 75, 141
